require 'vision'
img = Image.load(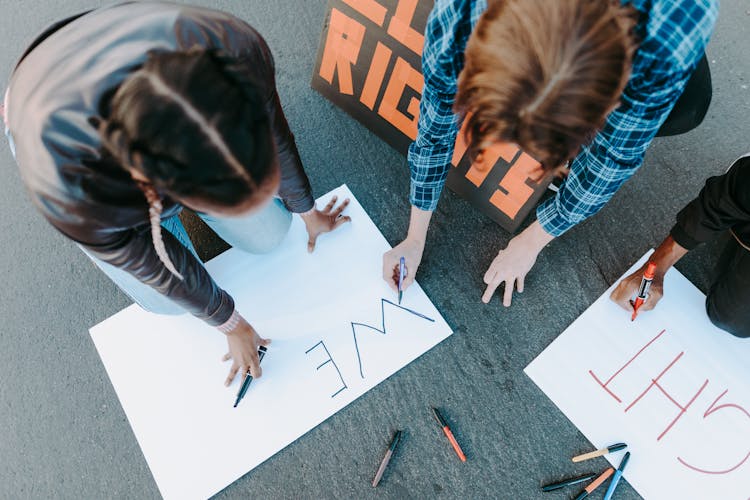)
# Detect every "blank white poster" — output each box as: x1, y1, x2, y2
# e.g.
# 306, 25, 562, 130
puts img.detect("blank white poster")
90, 185, 452, 500
525, 252, 750, 499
